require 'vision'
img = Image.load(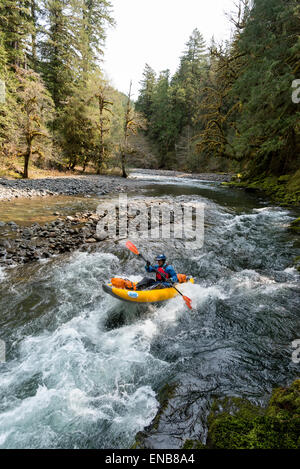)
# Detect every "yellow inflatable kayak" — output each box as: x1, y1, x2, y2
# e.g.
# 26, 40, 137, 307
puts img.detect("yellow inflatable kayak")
102, 276, 194, 304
